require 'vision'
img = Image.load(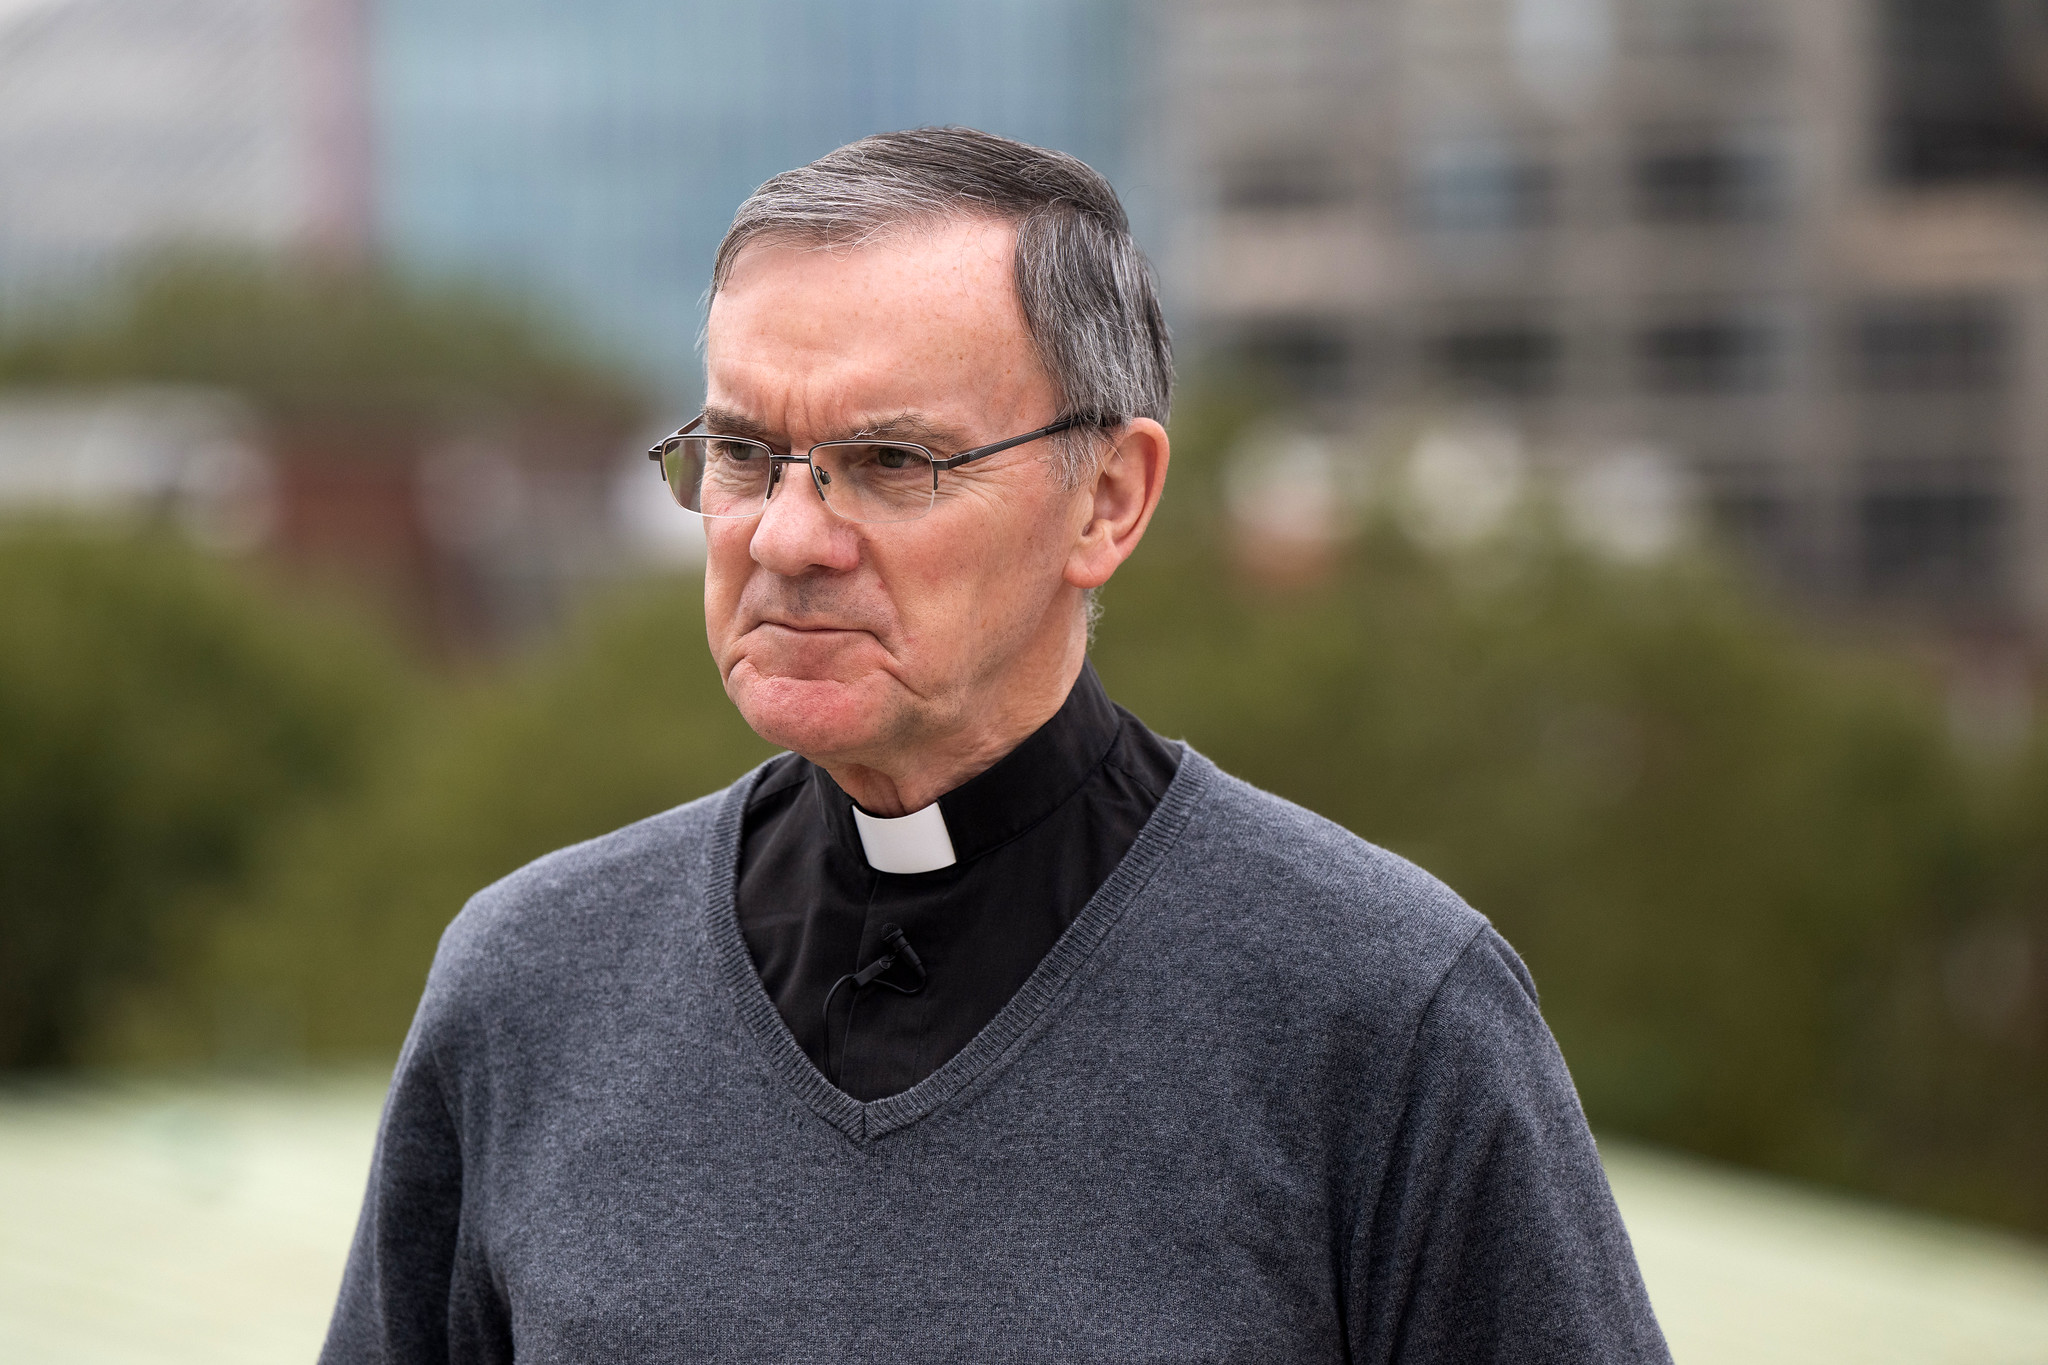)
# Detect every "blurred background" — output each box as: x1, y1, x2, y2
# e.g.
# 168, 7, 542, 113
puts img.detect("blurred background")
4, 0, 2048, 1358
